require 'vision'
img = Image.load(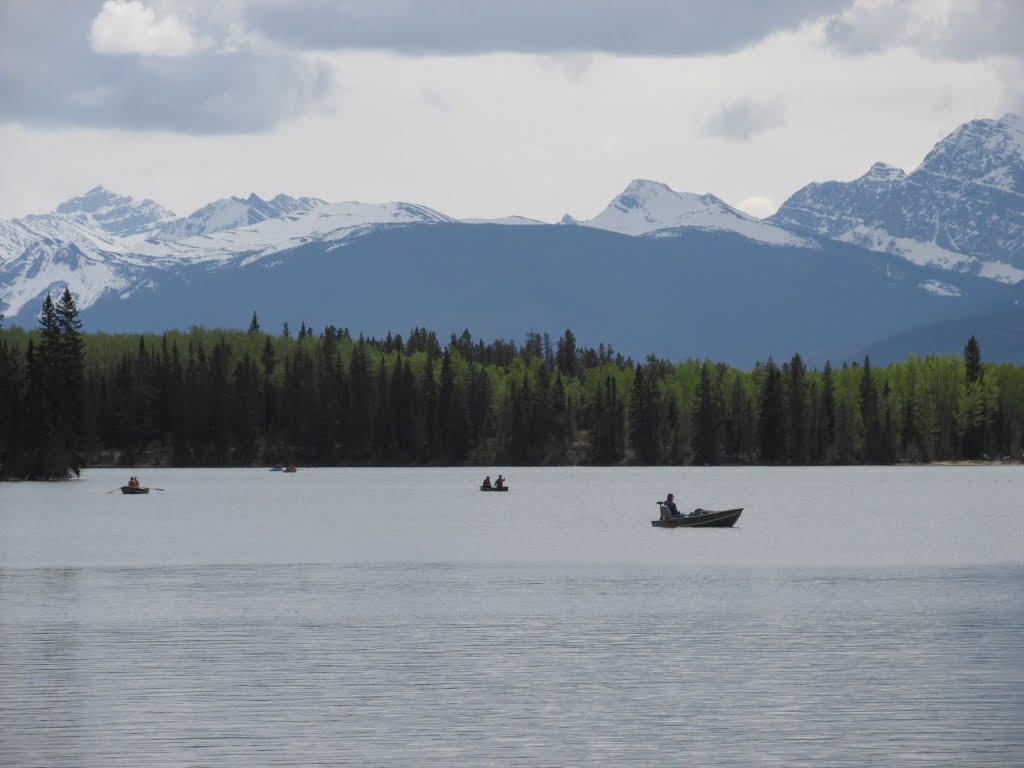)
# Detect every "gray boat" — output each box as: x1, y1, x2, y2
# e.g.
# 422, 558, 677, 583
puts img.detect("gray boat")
651, 504, 742, 528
